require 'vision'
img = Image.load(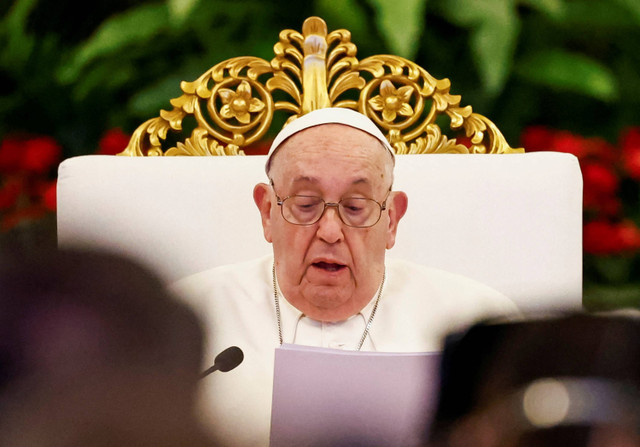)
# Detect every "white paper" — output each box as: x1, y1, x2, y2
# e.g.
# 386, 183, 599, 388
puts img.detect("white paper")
270, 344, 442, 446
